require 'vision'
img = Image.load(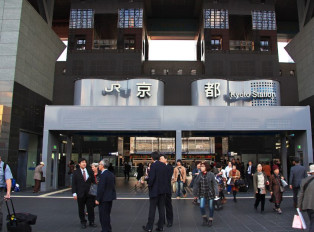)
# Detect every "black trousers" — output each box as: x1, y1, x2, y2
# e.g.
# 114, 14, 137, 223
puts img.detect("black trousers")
146, 194, 166, 230
165, 193, 173, 224
246, 175, 253, 190
293, 187, 300, 206
307, 209, 314, 232
254, 191, 265, 211
99, 201, 113, 232
77, 195, 95, 224
124, 171, 130, 179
